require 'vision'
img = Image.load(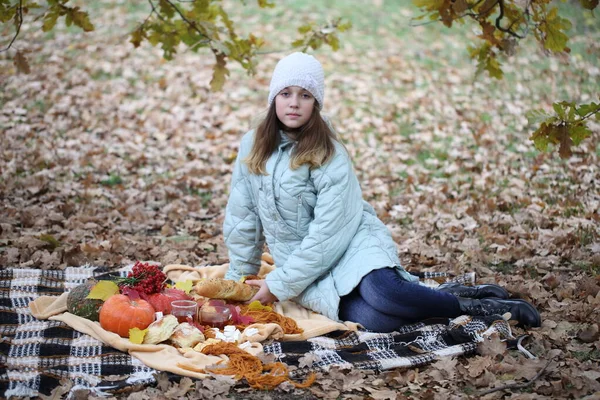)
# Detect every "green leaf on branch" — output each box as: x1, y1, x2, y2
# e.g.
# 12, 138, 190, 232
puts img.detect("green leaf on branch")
530, 123, 553, 152
42, 10, 59, 32
292, 19, 351, 53
70, 8, 94, 31
526, 109, 553, 125
130, 27, 145, 48
469, 43, 503, 79
257, 0, 275, 8
327, 34, 340, 51
158, 0, 175, 19
529, 100, 599, 158
552, 102, 567, 120
570, 124, 592, 146
412, 0, 444, 11
2, 0, 348, 91
0, 2, 17, 23
298, 23, 313, 34
576, 102, 600, 117
210, 52, 229, 91
541, 7, 571, 52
